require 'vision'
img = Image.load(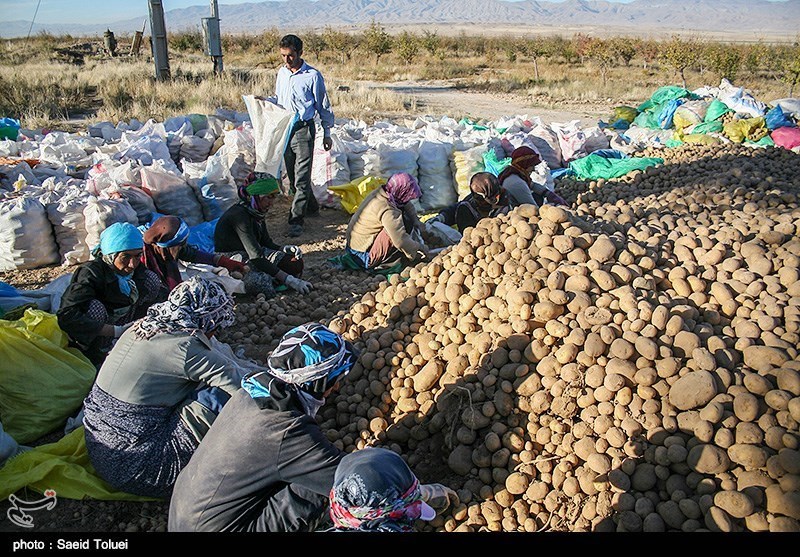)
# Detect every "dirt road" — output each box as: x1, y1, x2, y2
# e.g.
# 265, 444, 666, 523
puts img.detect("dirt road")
358, 79, 609, 126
